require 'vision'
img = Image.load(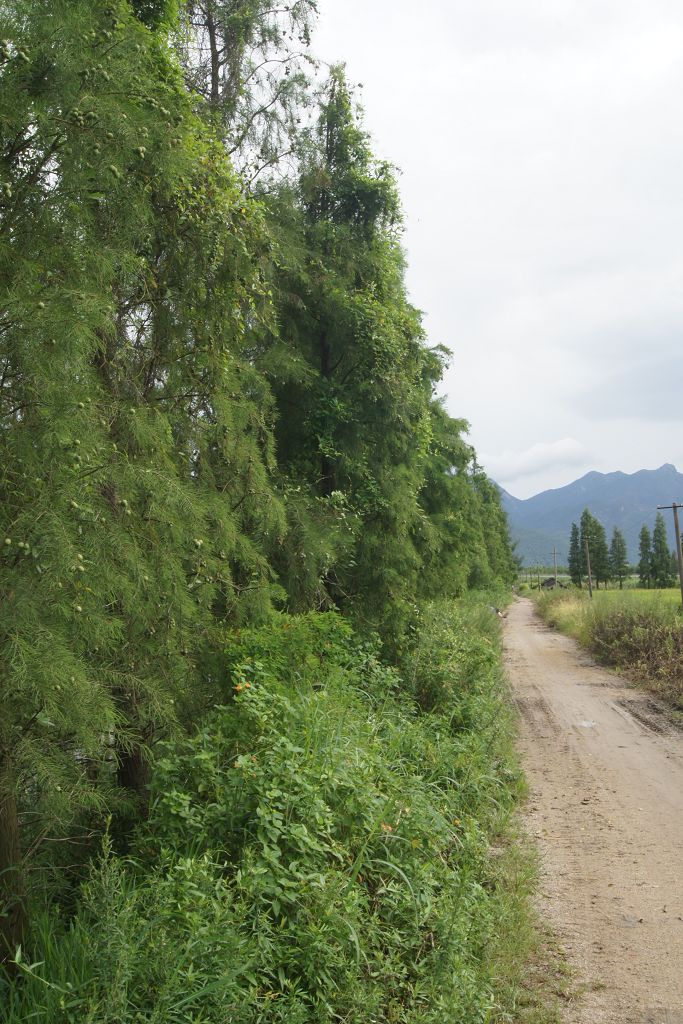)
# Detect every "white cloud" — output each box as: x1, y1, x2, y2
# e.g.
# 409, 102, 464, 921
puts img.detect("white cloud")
480, 439, 589, 492
313, 1, 683, 496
